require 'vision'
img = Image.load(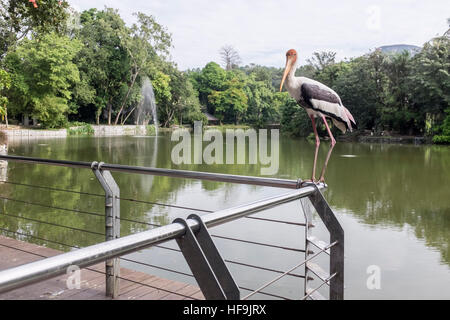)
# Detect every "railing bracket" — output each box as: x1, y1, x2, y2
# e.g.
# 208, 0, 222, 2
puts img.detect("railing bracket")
174, 215, 239, 300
